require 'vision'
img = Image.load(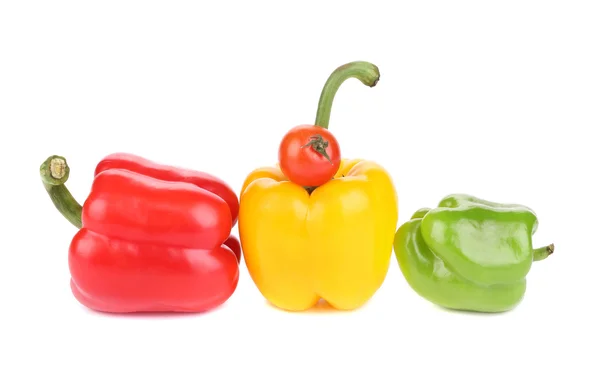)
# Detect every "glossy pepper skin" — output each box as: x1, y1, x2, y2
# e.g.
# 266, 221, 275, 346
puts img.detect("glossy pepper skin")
40, 153, 240, 313
238, 62, 398, 311
393, 194, 554, 313
95, 152, 240, 225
